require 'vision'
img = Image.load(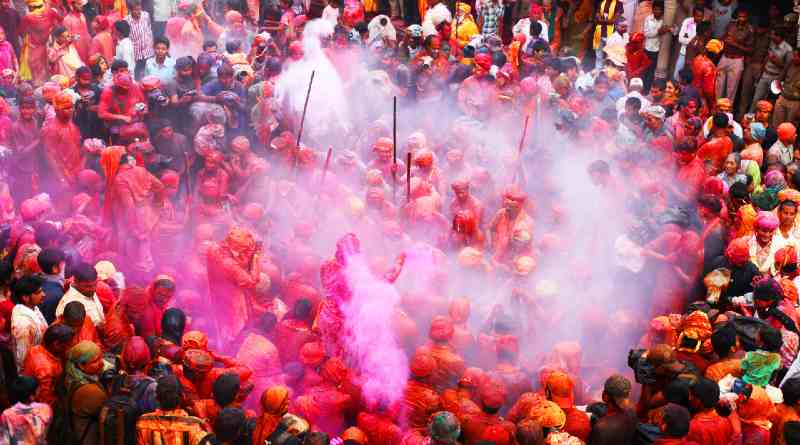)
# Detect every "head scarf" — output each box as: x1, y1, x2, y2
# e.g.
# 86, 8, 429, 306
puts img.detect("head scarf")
53, 91, 73, 110
65, 341, 102, 393
342, 427, 368, 445
705, 39, 724, 54
725, 237, 750, 266
765, 171, 787, 191
755, 211, 779, 231
742, 350, 782, 387
677, 311, 713, 354
750, 122, 767, 142
775, 245, 798, 272
428, 411, 460, 444
752, 191, 780, 211
122, 337, 151, 372
181, 331, 209, 351
528, 400, 566, 429
254, 385, 290, 445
